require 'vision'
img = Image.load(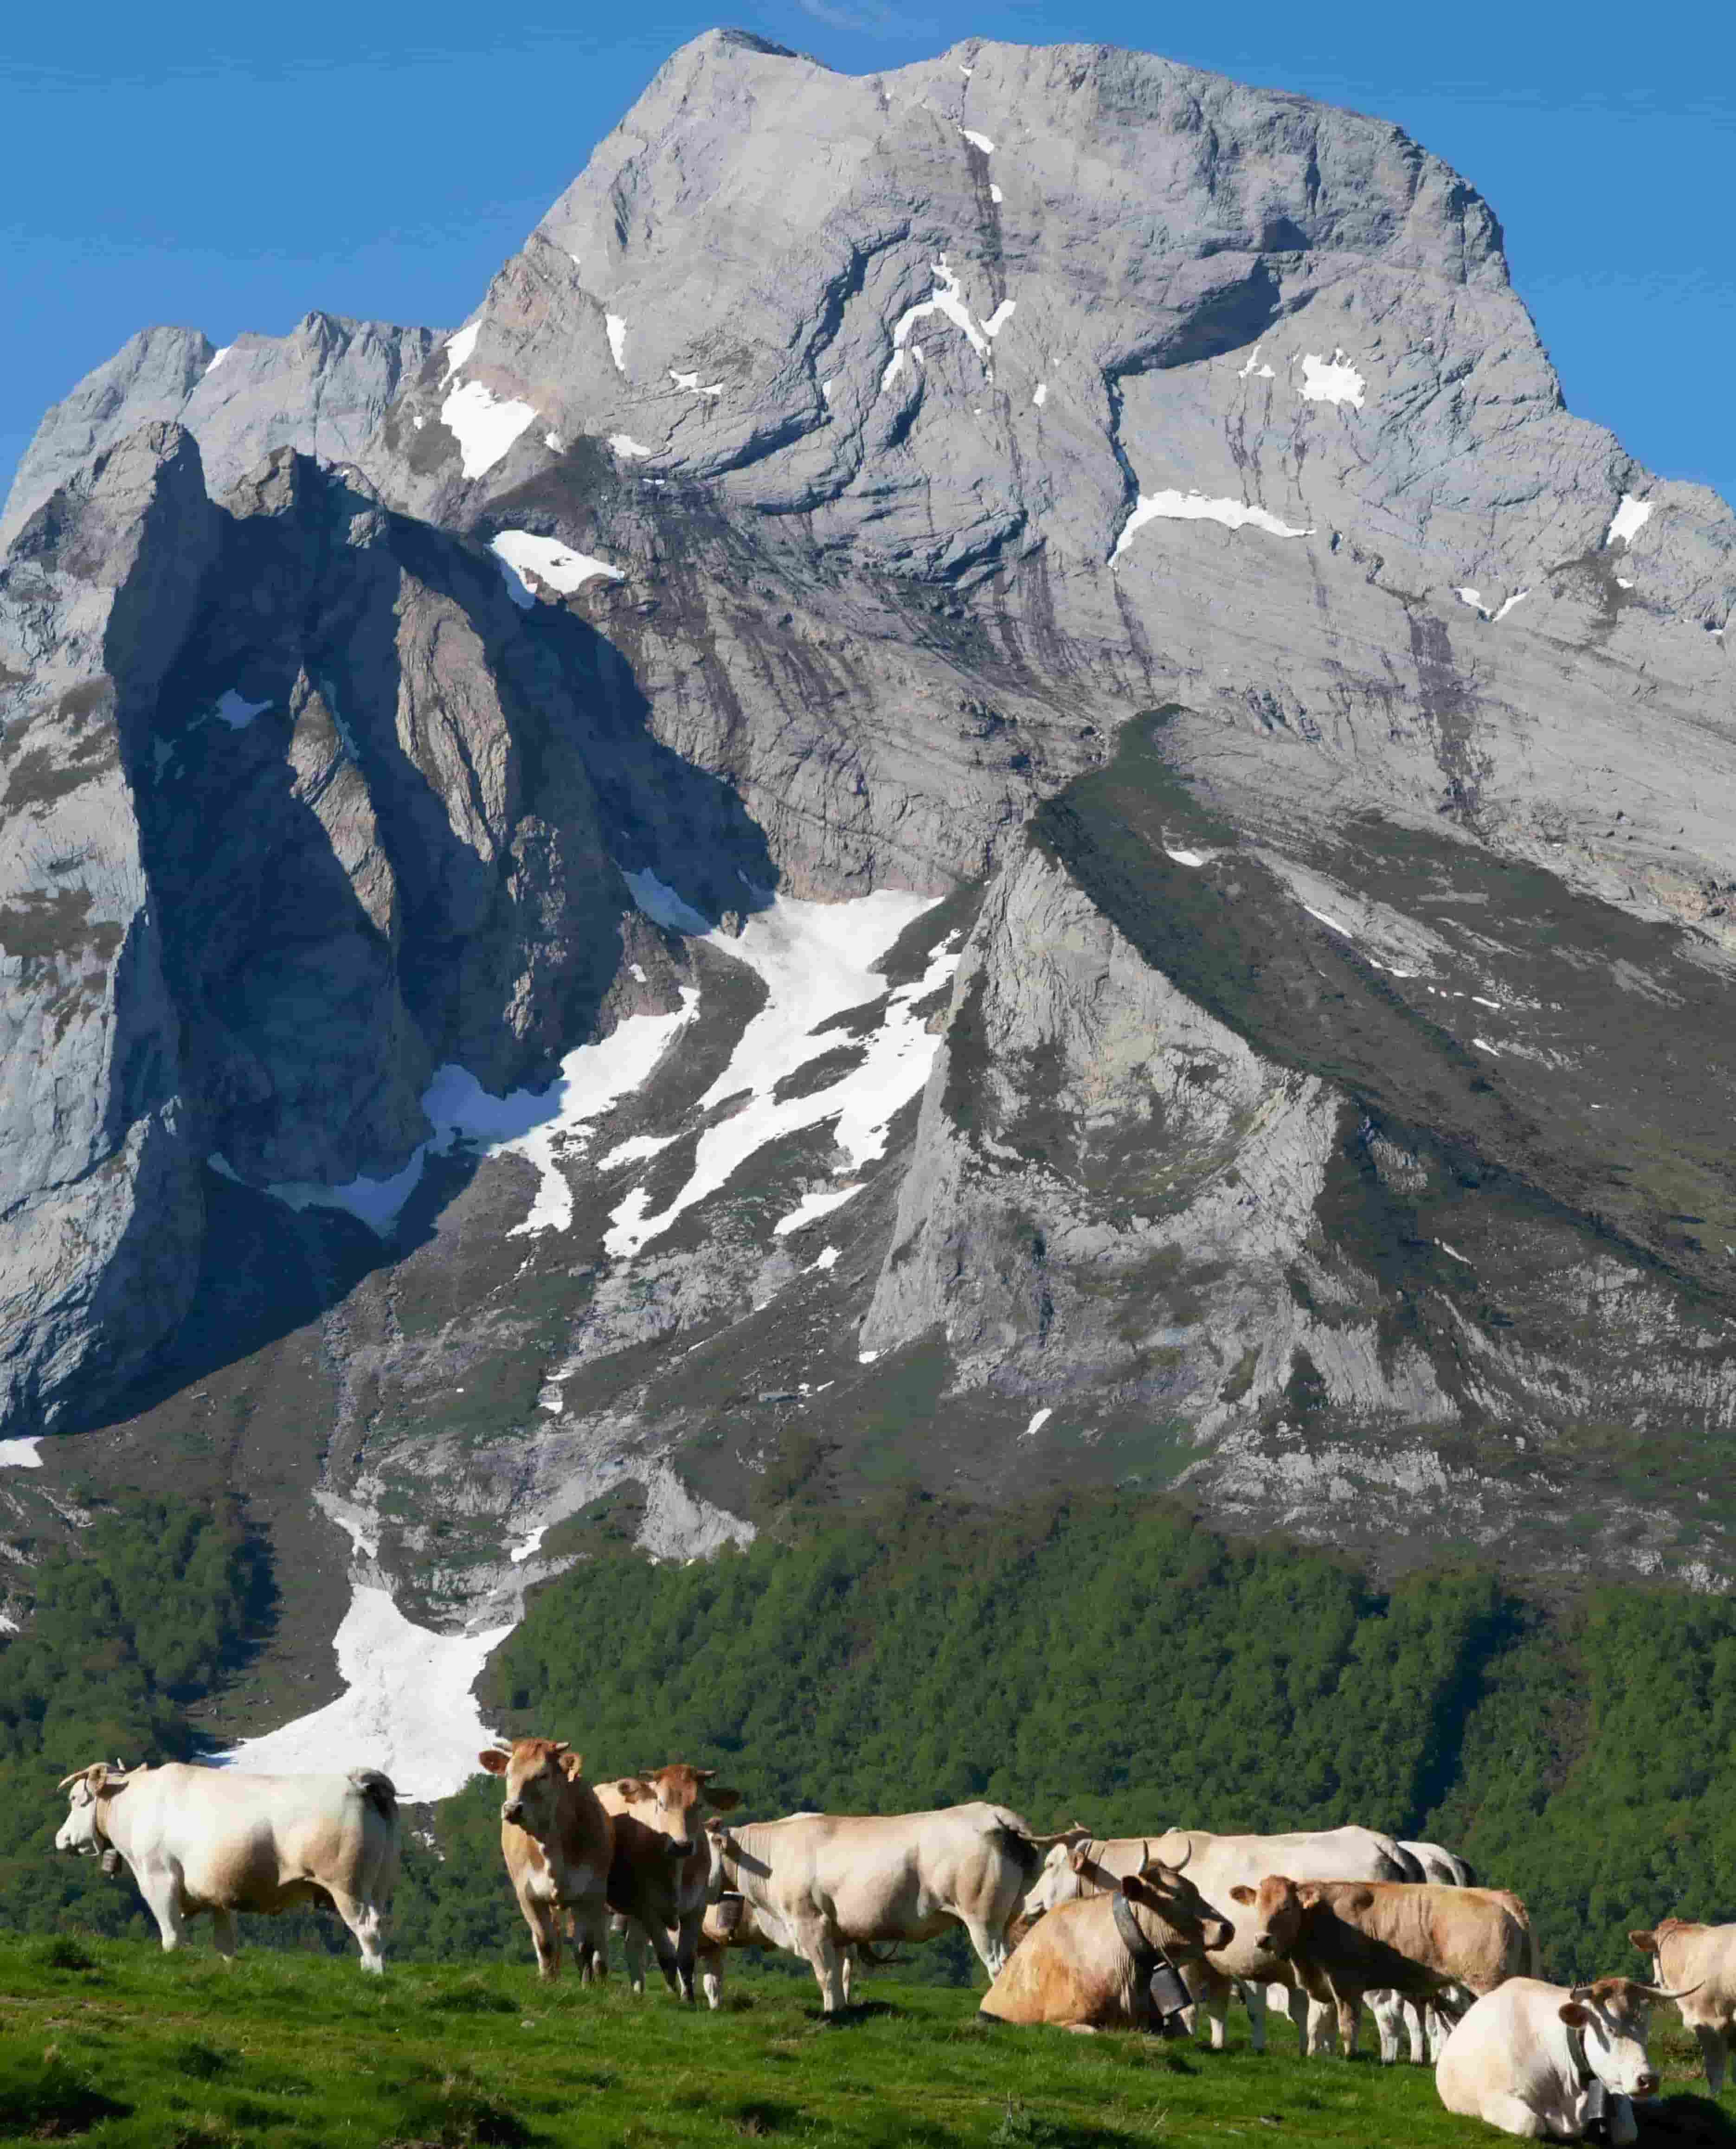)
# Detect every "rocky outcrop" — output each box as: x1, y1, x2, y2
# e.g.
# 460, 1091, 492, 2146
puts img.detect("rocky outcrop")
1, 314, 438, 551
3, 31, 1736, 1618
